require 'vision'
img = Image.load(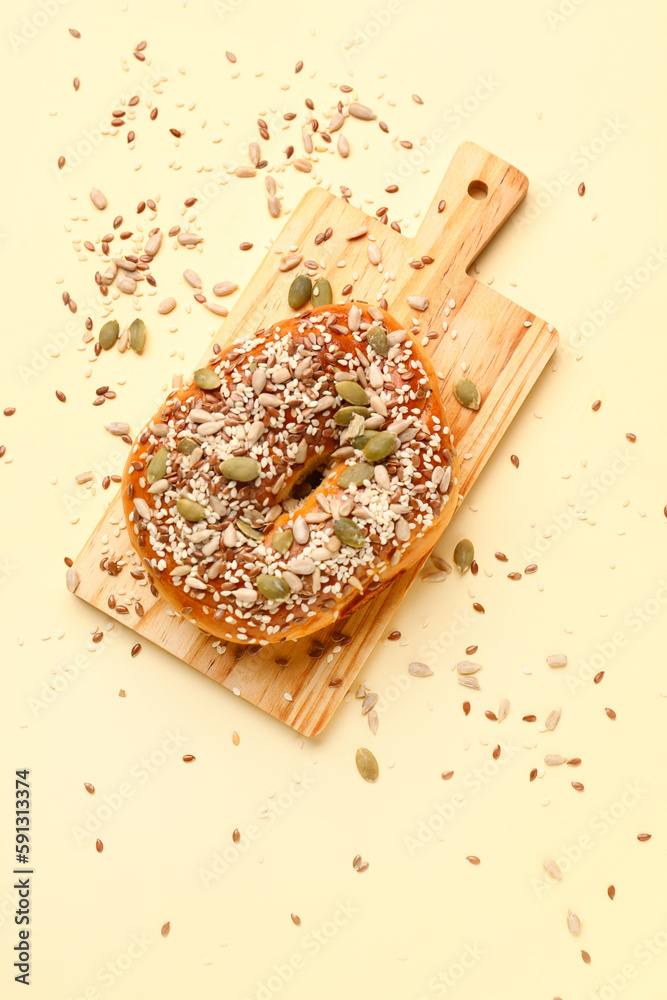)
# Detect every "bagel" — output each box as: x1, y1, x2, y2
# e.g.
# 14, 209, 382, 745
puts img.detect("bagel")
121, 302, 460, 644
